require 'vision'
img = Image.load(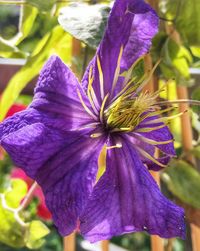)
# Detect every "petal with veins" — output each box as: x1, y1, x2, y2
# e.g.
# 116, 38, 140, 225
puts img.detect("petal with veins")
82, 0, 159, 101
1, 122, 105, 235
80, 138, 185, 242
